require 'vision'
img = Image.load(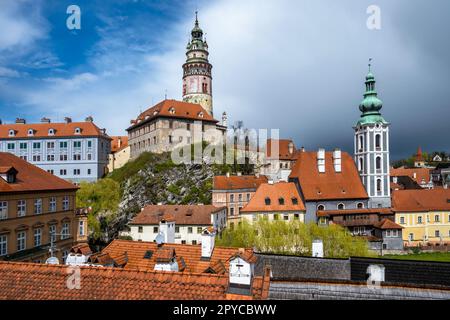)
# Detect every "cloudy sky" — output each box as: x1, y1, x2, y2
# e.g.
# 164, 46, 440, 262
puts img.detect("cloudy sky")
0, 0, 449, 160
